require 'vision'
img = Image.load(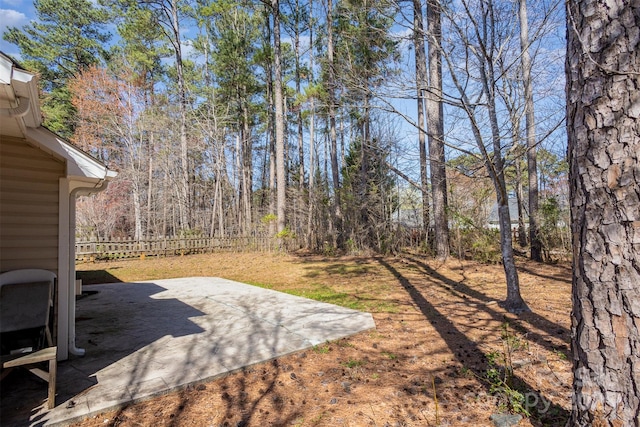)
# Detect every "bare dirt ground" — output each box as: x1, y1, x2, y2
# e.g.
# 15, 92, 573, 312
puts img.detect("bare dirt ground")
71, 251, 572, 427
